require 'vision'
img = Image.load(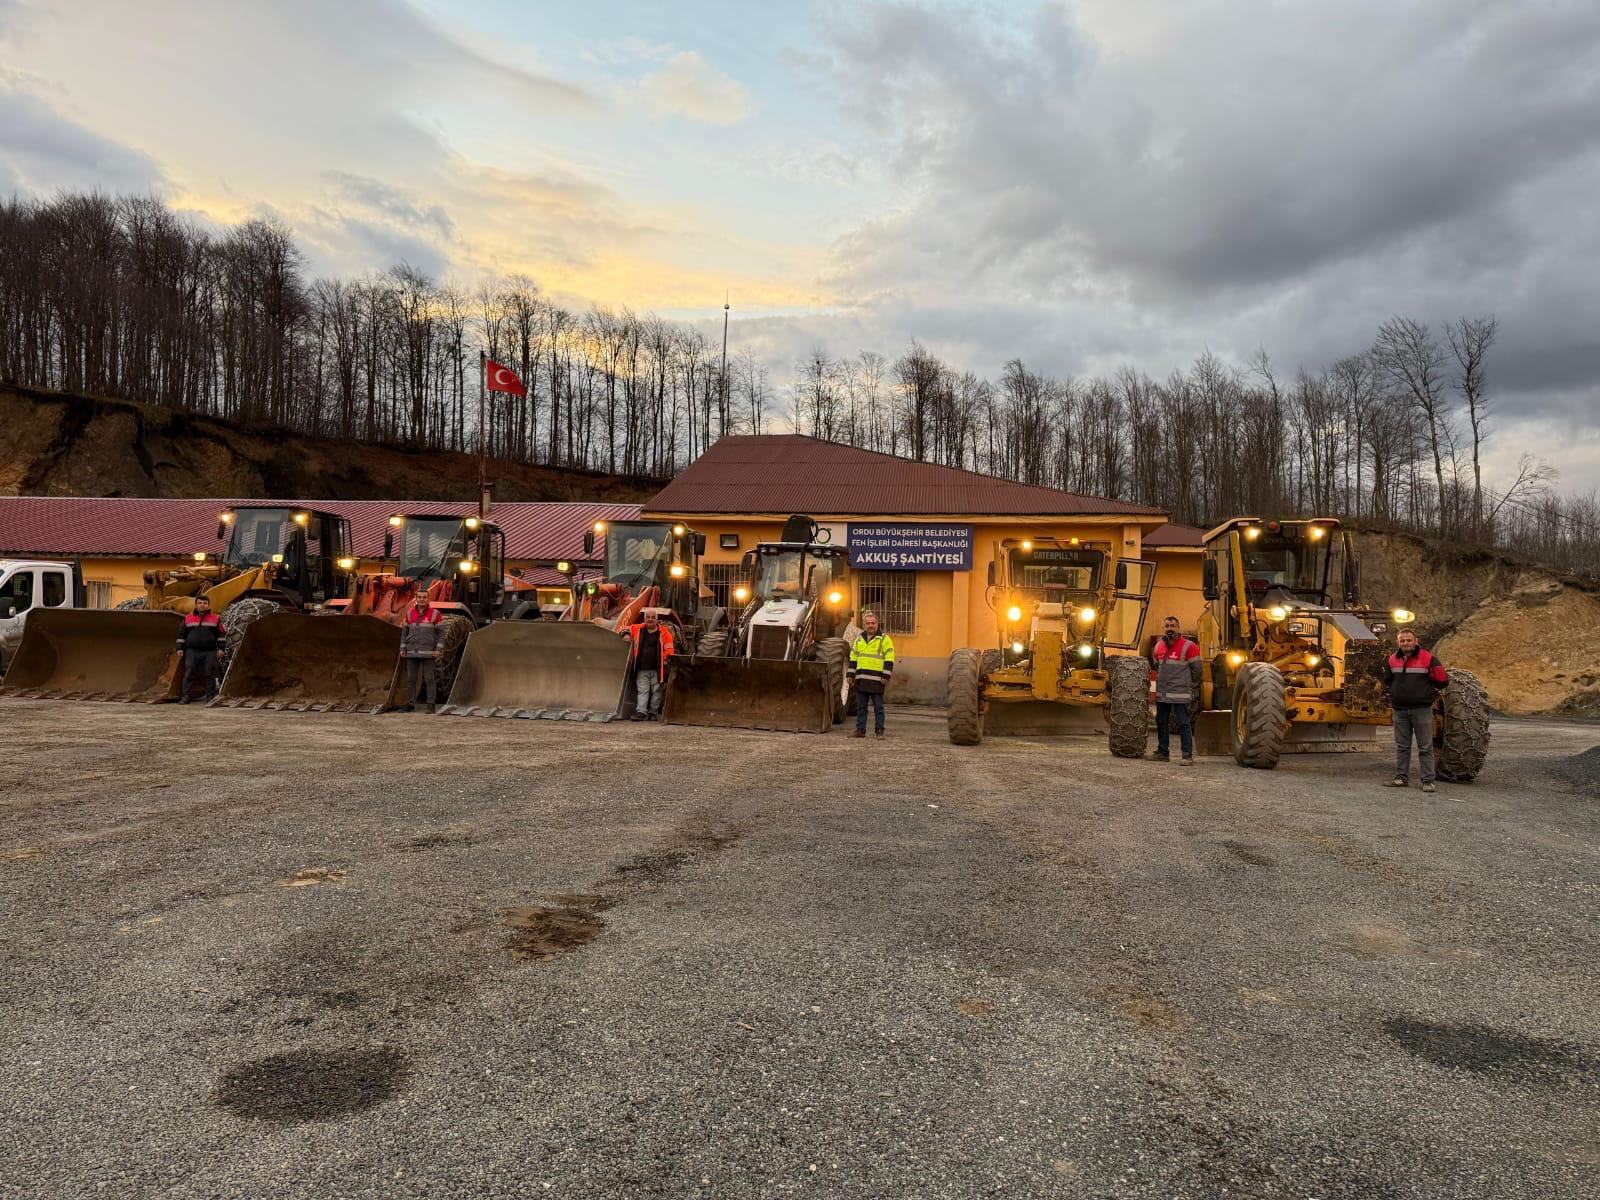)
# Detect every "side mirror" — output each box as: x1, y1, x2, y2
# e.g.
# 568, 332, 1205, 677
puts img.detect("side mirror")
216, 521, 226, 541
986, 562, 996, 587
1115, 561, 1128, 590
1202, 559, 1219, 601
694, 532, 707, 556
583, 530, 595, 556
1, 603, 14, 620
1344, 556, 1361, 605
383, 531, 394, 559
